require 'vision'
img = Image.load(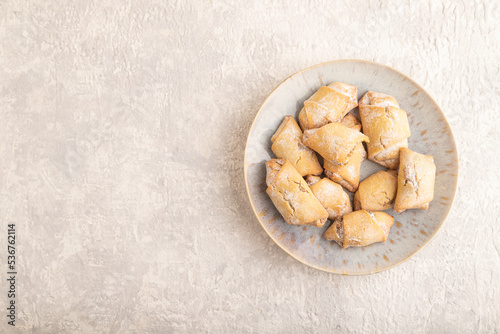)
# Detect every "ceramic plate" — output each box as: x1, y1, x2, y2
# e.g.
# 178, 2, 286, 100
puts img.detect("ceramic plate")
244, 60, 458, 275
